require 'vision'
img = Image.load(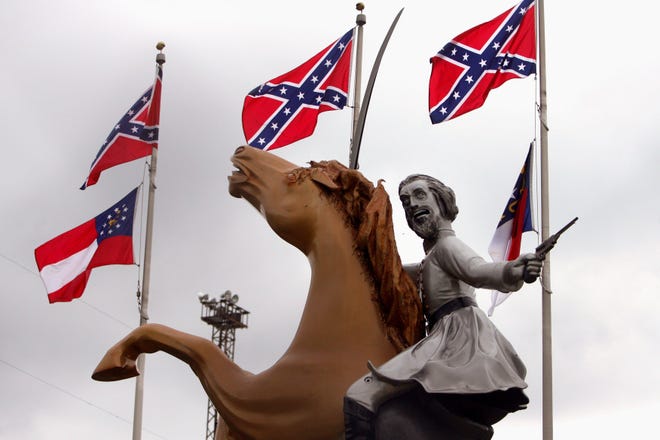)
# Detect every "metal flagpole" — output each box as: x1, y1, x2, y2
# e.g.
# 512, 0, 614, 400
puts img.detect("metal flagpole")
350, 3, 366, 166
349, 8, 404, 169
132, 42, 166, 440
536, 0, 553, 438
